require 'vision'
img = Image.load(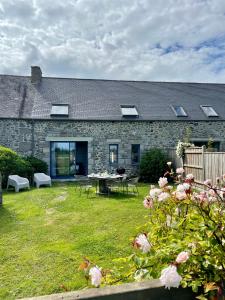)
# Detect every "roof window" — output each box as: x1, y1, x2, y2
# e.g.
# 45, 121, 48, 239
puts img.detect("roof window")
51, 104, 69, 117
171, 105, 187, 117
200, 105, 218, 117
120, 105, 139, 117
